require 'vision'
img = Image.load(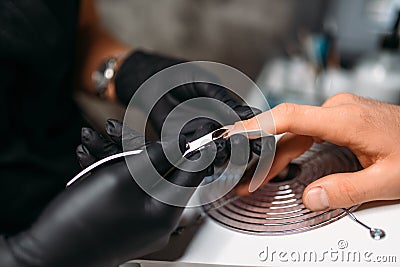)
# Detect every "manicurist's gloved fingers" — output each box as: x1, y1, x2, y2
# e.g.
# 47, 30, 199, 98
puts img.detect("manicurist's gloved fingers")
104, 119, 124, 146
189, 120, 230, 167
188, 120, 251, 167
143, 134, 188, 177
155, 149, 214, 205
227, 133, 252, 165
230, 106, 263, 164
105, 119, 147, 150
180, 118, 220, 138
185, 119, 221, 141
76, 144, 97, 168
81, 127, 120, 159
234, 105, 262, 120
